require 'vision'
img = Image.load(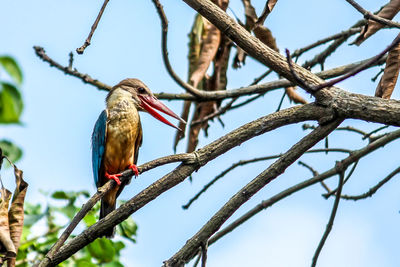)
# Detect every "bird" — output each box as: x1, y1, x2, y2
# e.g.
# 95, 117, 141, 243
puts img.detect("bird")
91, 78, 185, 237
